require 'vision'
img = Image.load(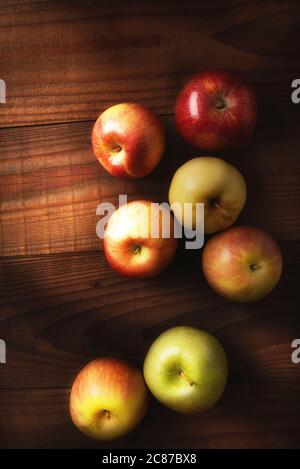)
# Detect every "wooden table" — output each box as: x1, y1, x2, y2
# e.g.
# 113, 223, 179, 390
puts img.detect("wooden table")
0, 0, 300, 449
